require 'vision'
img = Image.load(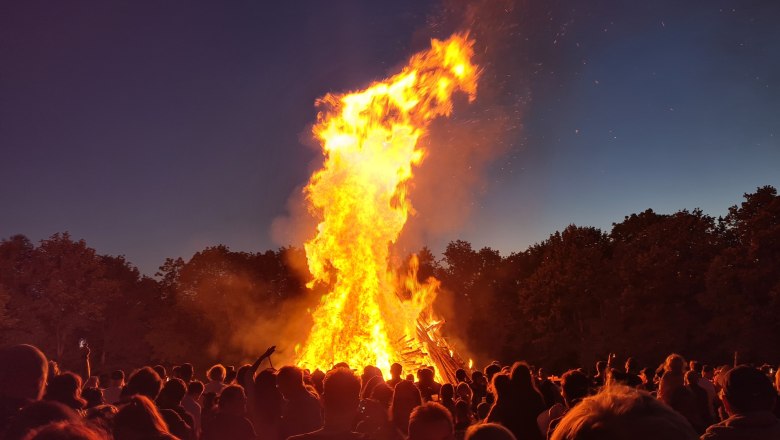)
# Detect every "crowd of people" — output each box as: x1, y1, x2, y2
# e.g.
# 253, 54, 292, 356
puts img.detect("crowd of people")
1, 343, 779, 440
